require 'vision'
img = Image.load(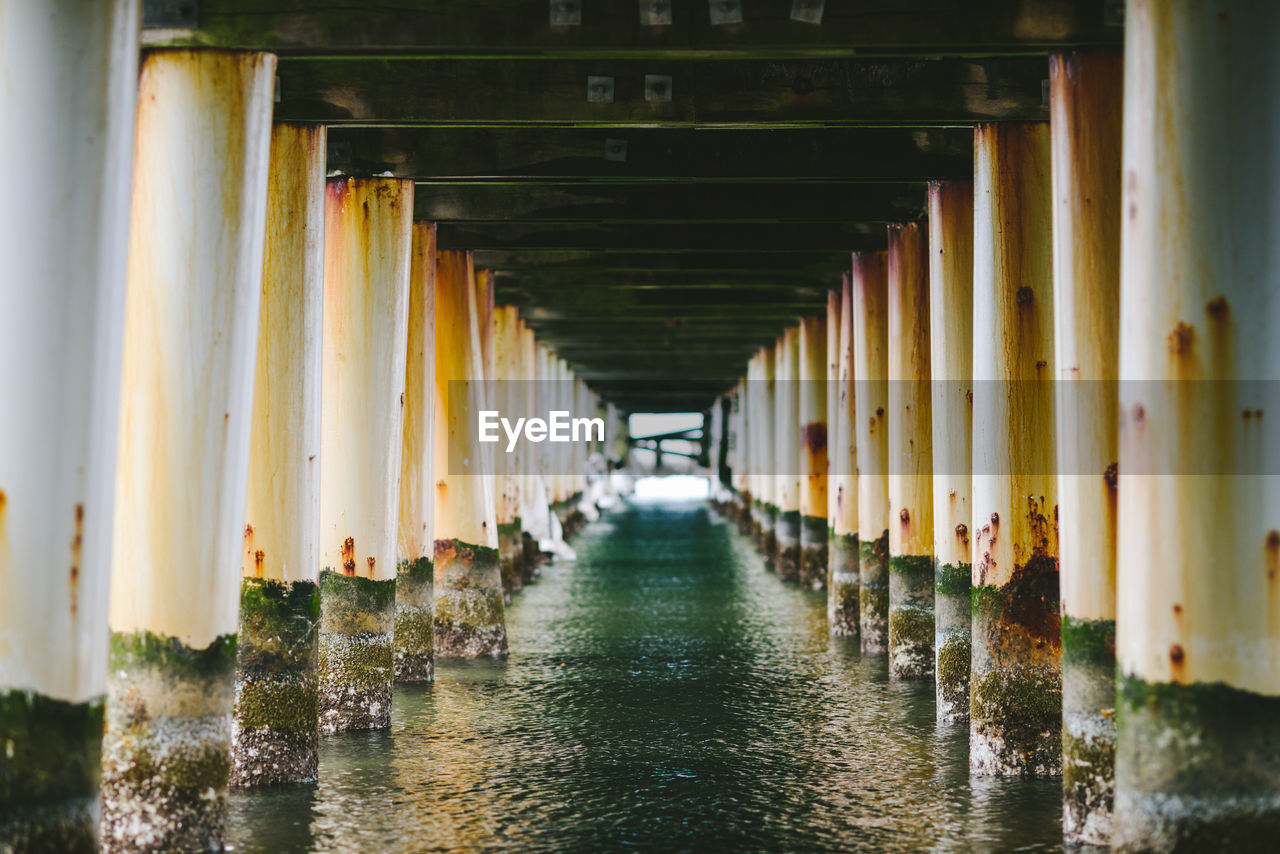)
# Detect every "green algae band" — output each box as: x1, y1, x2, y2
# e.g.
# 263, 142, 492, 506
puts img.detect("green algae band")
395, 556, 435, 683
0, 691, 104, 853
799, 514, 829, 591
233, 578, 320, 785
858, 531, 889, 653
1063, 617, 1115, 845
318, 571, 395, 733
888, 554, 935, 679
934, 560, 972, 721
101, 631, 237, 853
827, 533, 860, 636
434, 539, 509, 658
